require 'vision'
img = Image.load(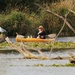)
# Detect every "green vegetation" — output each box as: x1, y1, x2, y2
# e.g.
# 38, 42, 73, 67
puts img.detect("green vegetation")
24, 42, 75, 50
0, 42, 75, 50
0, 42, 9, 49
0, 0, 75, 36
26, 63, 75, 67
51, 63, 75, 67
